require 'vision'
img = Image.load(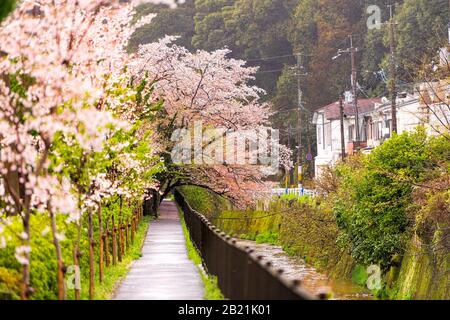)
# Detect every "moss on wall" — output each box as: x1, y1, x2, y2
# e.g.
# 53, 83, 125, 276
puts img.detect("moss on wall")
213, 210, 282, 238
394, 234, 449, 300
